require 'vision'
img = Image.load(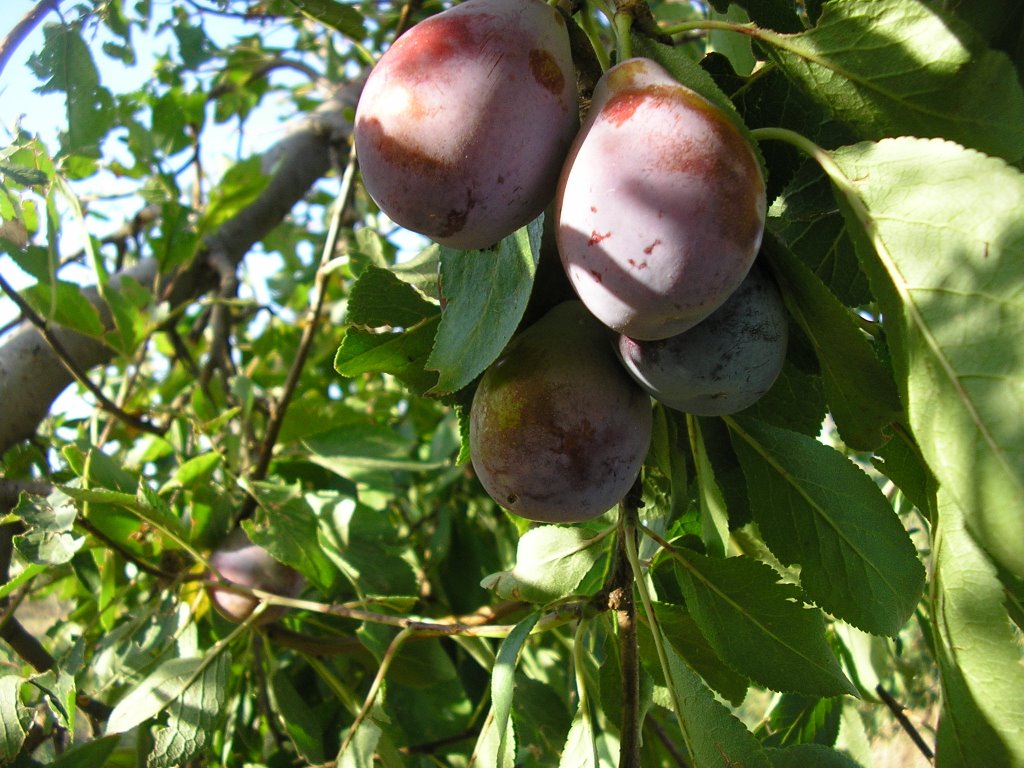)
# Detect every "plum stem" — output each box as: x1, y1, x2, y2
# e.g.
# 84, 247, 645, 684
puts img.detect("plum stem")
750, 126, 876, 254
580, 2, 612, 71
624, 512, 693, 754
660, 17, 758, 39
612, 3, 635, 61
